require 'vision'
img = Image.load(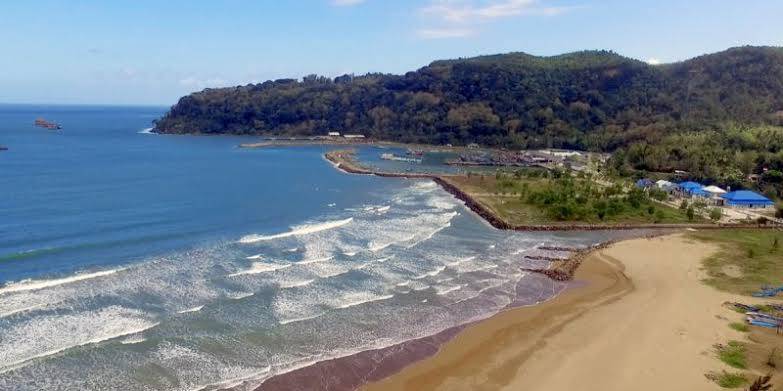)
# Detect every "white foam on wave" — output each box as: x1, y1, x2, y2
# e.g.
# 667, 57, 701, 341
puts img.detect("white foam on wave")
342, 251, 358, 257
246, 254, 263, 260
279, 279, 316, 289
310, 267, 352, 279
0, 306, 158, 373
455, 263, 499, 274
297, 256, 333, 265
335, 293, 395, 310
177, 305, 204, 314
279, 312, 326, 325
228, 292, 255, 300
435, 285, 463, 295
228, 262, 291, 277
412, 181, 438, 191
0, 268, 125, 295
239, 217, 353, 244
405, 212, 458, 249
413, 266, 446, 280
119, 335, 147, 345
368, 241, 392, 252
138, 127, 154, 134
0, 304, 44, 318
446, 256, 475, 267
